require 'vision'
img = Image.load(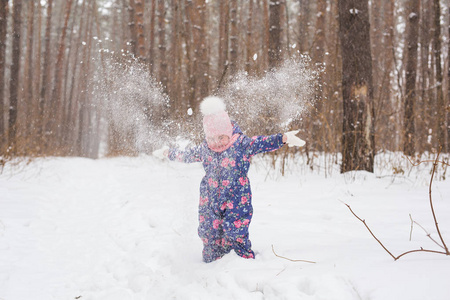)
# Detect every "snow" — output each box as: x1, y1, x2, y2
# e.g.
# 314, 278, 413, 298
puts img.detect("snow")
1, 155, 449, 300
